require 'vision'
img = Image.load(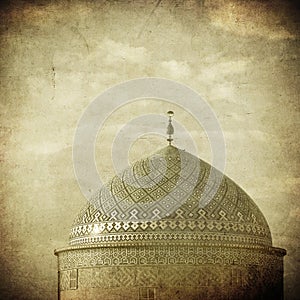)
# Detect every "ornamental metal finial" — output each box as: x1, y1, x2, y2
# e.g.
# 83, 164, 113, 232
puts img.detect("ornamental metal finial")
166, 111, 174, 145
